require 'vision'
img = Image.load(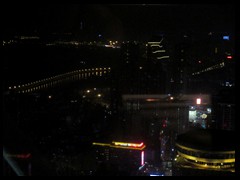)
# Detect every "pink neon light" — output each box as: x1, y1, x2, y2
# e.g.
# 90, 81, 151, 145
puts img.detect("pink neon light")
227, 56, 232, 59
141, 151, 144, 165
